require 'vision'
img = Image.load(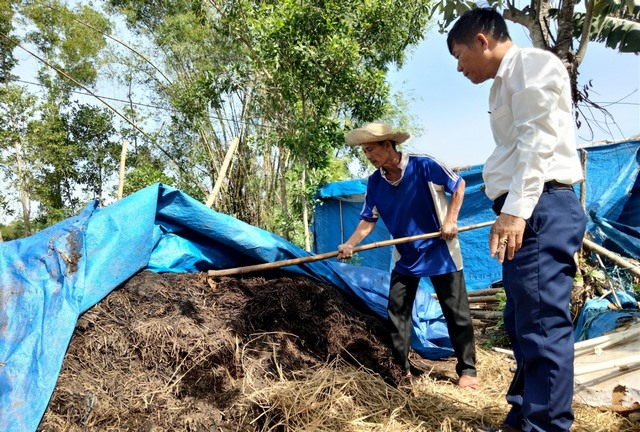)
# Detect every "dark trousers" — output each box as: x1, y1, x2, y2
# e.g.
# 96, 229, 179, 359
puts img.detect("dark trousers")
387, 269, 476, 377
501, 189, 586, 432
